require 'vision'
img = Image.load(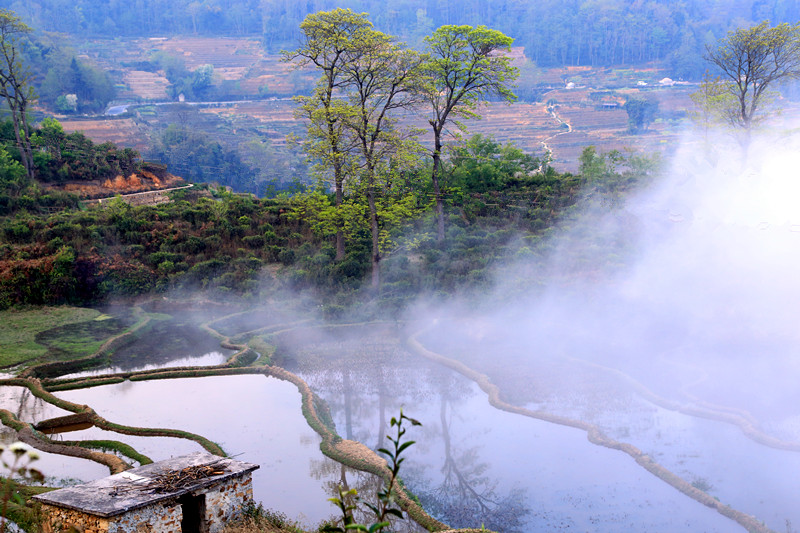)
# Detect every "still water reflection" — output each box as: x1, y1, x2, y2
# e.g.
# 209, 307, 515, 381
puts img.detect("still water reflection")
35, 376, 340, 527
58, 351, 229, 379
276, 326, 774, 532
4, 316, 796, 531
